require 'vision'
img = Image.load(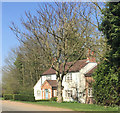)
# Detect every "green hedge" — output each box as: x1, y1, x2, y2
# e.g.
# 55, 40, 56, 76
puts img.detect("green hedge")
3, 94, 13, 100
13, 94, 35, 102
